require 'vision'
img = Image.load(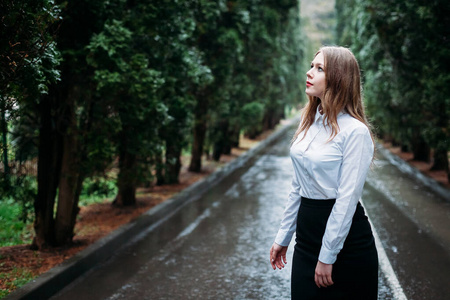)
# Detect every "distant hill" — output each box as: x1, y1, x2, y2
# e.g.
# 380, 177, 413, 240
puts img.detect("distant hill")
300, 0, 336, 49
